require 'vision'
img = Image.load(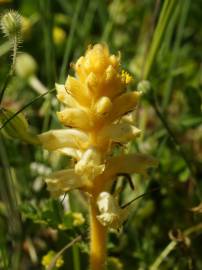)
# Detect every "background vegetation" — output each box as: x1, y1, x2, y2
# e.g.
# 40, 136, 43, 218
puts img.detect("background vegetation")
0, 0, 202, 269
